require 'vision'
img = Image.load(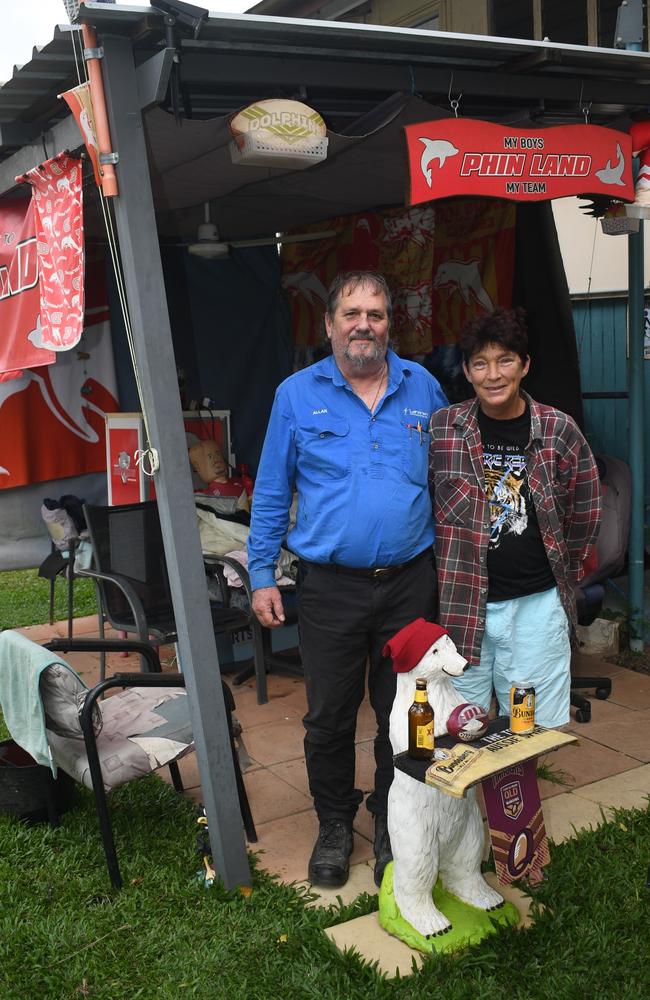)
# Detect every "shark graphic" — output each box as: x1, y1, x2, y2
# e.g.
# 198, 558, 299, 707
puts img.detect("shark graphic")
0, 320, 117, 477
595, 143, 626, 187
419, 138, 459, 186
